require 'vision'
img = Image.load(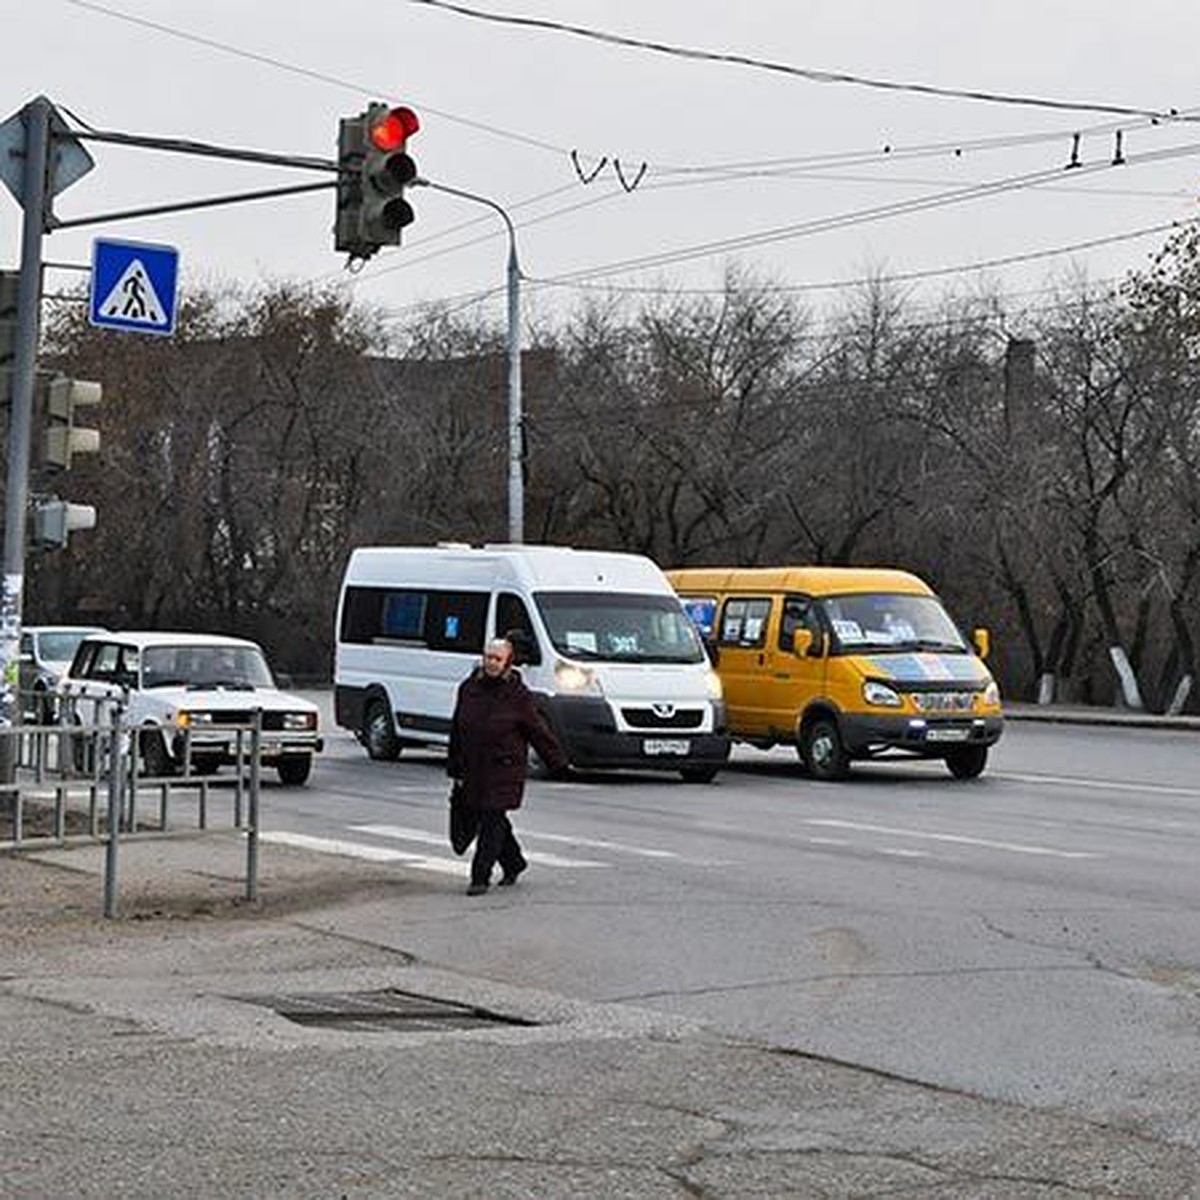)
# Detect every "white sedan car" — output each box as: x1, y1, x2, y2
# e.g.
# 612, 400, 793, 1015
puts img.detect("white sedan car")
58, 631, 323, 785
